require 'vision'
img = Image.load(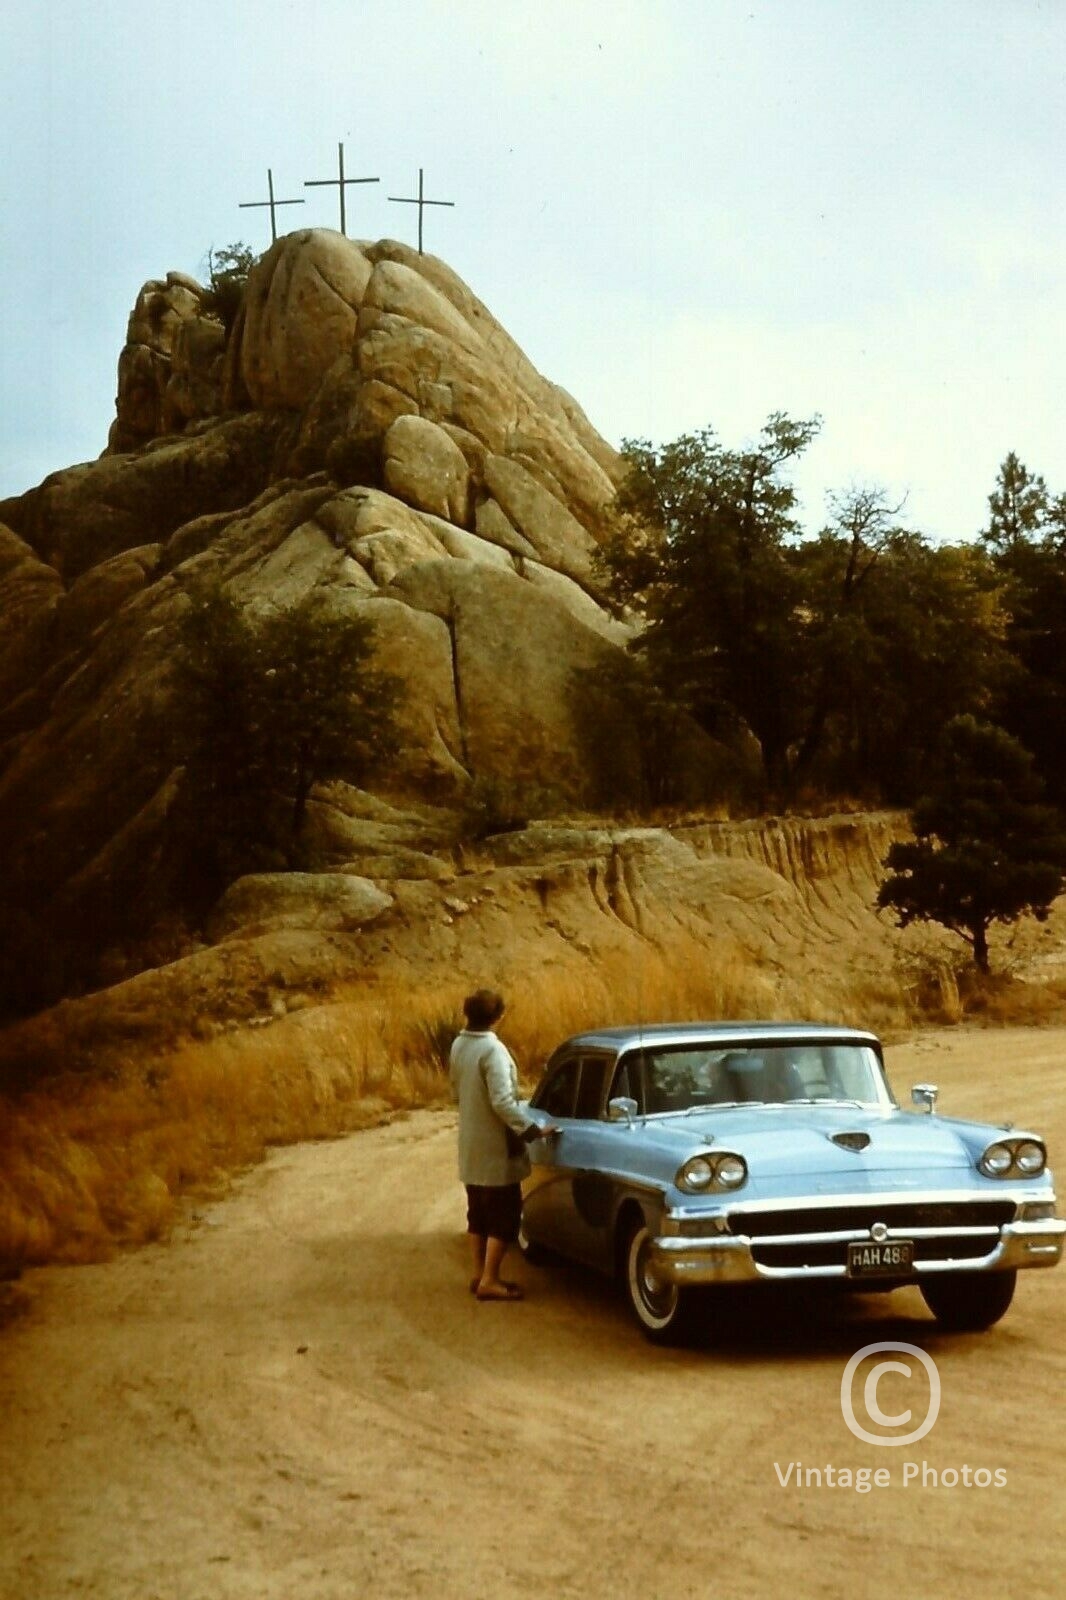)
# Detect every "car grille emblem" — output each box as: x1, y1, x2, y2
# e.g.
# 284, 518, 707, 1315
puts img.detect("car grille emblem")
870, 1221, 889, 1242
830, 1131, 871, 1152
